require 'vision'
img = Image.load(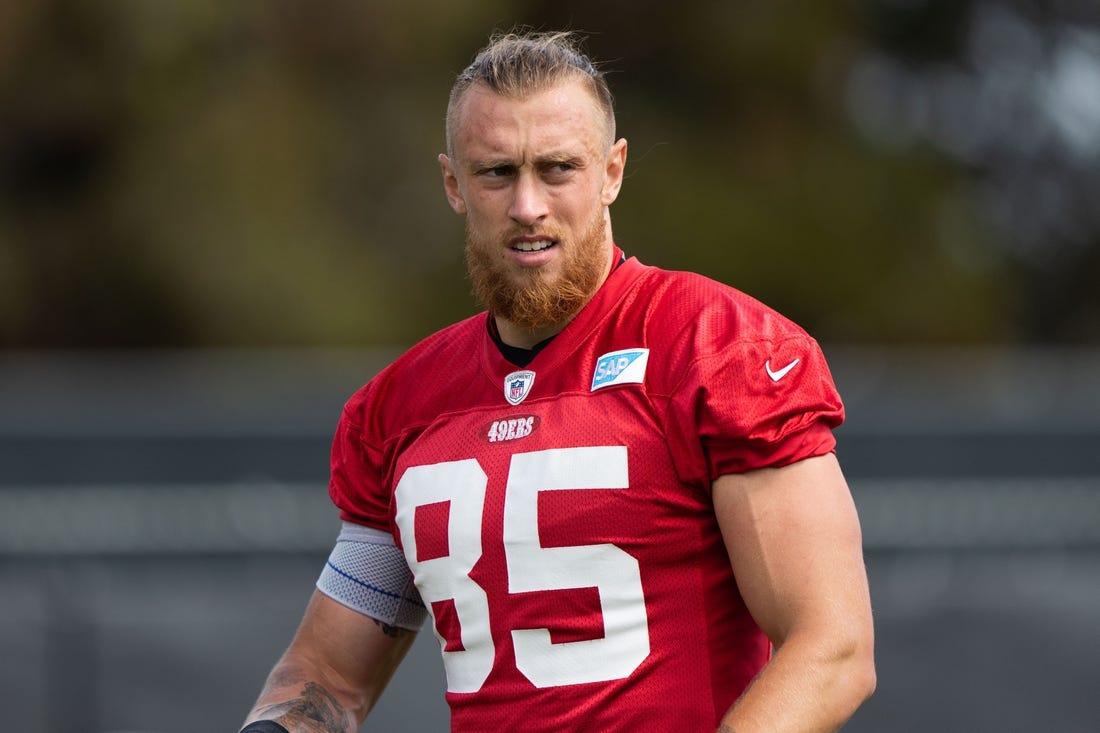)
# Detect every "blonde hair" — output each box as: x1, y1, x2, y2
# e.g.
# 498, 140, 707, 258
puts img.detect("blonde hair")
445, 30, 616, 156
